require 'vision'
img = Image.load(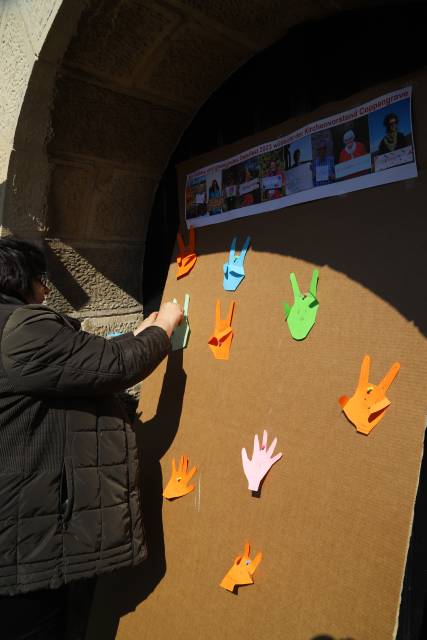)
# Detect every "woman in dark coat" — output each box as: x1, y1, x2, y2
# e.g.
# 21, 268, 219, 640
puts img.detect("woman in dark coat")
0, 238, 182, 639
